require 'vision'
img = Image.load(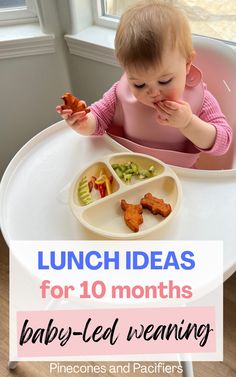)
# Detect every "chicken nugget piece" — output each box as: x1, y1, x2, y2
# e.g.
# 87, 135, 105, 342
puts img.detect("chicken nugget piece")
61, 92, 90, 114
121, 199, 143, 232
140, 193, 172, 217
